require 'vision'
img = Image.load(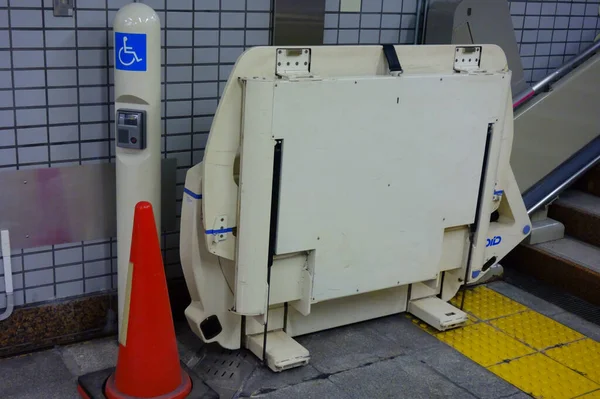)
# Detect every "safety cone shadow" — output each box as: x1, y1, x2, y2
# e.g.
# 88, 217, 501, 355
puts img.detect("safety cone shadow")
77, 201, 216, 398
